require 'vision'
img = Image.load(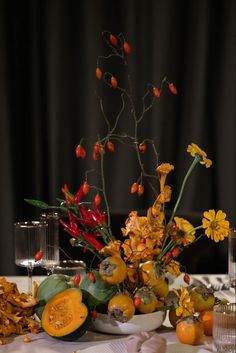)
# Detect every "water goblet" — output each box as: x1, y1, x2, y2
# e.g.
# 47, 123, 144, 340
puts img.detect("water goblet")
39, 212, 60, 275
228, 228, 236, 291
213, 303, 236, 353
14, 221, 47, 293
